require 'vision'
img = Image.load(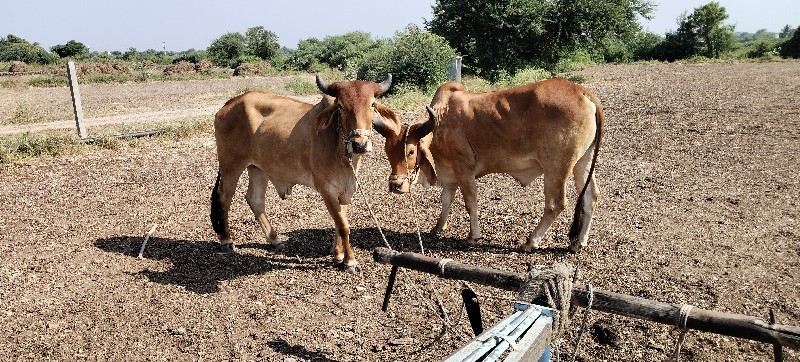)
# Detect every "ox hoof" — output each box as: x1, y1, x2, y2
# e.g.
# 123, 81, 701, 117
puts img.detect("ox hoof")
568, 242, 584, 253
463, 238, 481, 247
518, 243, 538, 253
219, 243, 236, 253
334, 261, 361, 274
